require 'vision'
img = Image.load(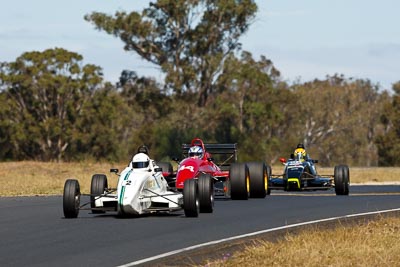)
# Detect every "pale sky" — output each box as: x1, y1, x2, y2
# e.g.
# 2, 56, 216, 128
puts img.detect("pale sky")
1, 0, 399, 90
